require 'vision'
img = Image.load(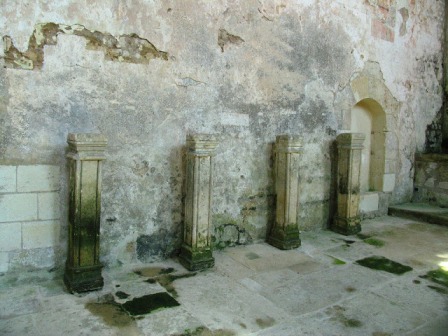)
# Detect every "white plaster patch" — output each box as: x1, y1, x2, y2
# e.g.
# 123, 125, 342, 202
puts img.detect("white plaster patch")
22, 220, 60, 249
0, 194, 38, 222
383, 174, 396, 193
38, 192, 60, 220
220, 113, 250, 127
360, 193, 379, 213
0, 223, 22, 252
17, 165, 59, 192
0, 166, 16, 193
0, 252, 9, 273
